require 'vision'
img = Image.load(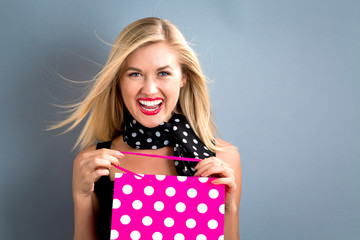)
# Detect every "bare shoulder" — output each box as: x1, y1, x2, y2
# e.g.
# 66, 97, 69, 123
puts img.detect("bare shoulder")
74, 144, 97, 164
215, 138, 241, 167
